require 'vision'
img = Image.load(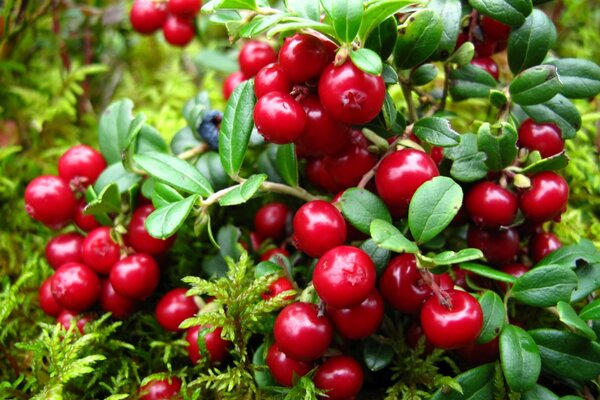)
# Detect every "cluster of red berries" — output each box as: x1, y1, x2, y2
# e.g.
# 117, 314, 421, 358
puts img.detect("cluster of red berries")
130, 0, 202, 47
